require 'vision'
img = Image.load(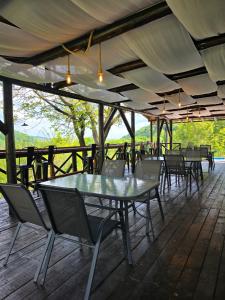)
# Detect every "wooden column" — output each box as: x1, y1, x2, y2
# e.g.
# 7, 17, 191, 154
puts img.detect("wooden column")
98, 104, 104, 171
131, 111, 135, 173
169, 120, 173, 150
156, 117, 160, 156
150, 120, 153, 143
3, 81, 17, 184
